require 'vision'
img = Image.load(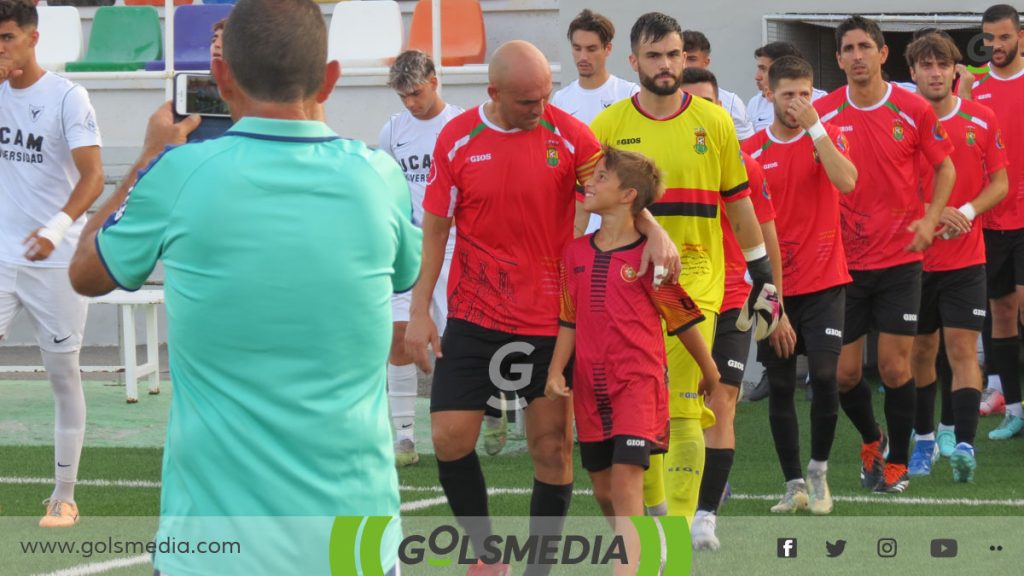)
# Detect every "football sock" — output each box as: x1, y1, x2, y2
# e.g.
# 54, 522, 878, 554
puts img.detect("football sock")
807, 349, 839, 462
884, 379, 916, 466
43, 350, 84, 504
990, 337, 1020, 408
387, 363, 418, 442
953, 388, 981, 445
767, 361, 803, 482
840, 379, 881, 444
438, 451, 491, 557
697, 448, 734, 513
914, 381, 937, 436
642, 454, 665, 509
938, 346, 955, 426
525, 479, 573, 576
